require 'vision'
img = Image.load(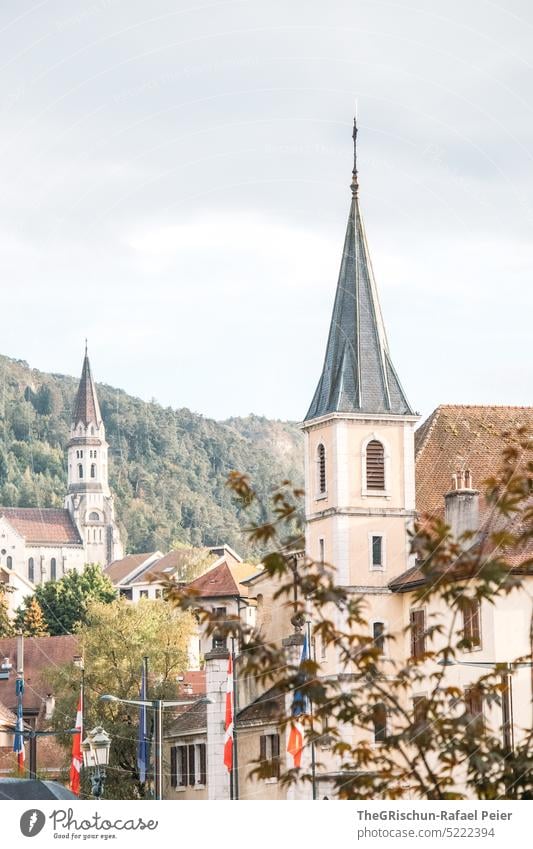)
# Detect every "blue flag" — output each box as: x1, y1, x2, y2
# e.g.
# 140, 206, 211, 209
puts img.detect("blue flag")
13, 678, 25, 771
137, 664, 149, 784
287, 634, 310, 768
